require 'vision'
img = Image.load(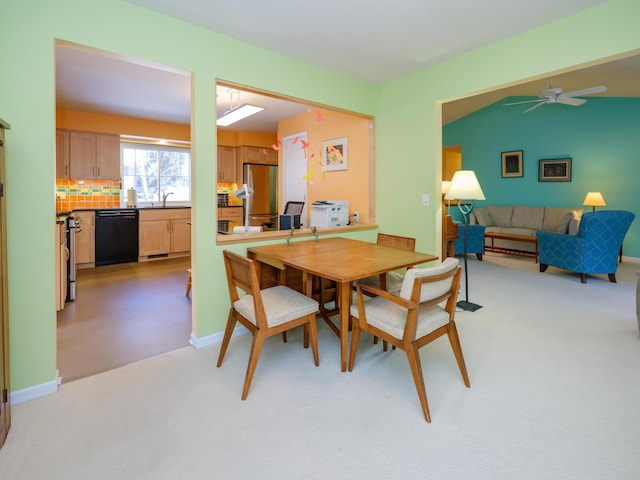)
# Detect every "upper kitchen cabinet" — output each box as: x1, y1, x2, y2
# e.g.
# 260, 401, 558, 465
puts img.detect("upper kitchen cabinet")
56, 129, 70, 178
217, 146, 237, 183
67, 131, 120, 180
237, 146, 277, 166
